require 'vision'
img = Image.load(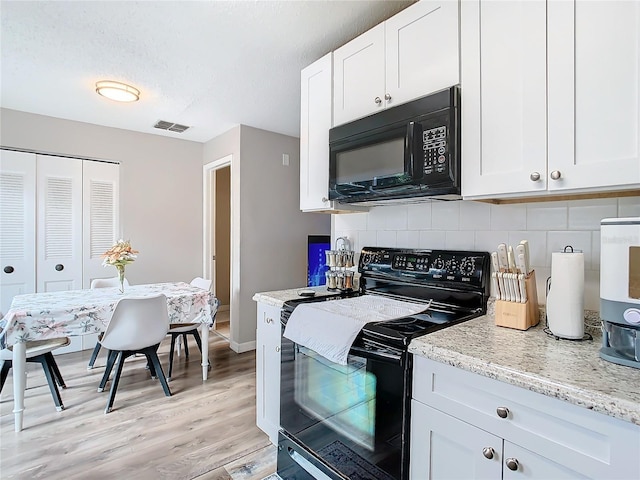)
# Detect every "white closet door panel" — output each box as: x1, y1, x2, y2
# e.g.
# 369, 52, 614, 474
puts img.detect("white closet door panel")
37, 156, 83, 292
385, 0, 459, 107
462, 0, 547, 197
0, 150, 36, 314
548, 0, 640, 191
82, 161, 119, 288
